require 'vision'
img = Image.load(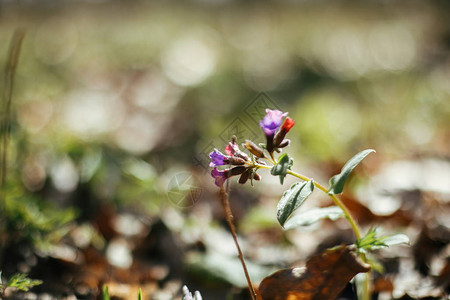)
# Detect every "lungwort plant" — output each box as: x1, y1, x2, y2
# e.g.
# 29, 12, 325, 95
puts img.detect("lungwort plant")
209, 108, 409, 300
